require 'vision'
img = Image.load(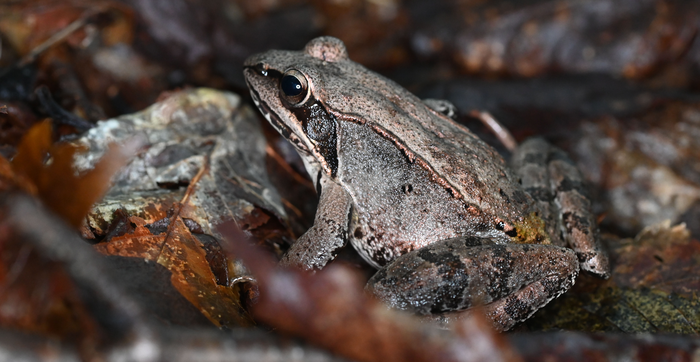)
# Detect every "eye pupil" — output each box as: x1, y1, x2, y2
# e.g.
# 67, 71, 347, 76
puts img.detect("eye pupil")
279, 69, 309, 106
281, 75, 303, 96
